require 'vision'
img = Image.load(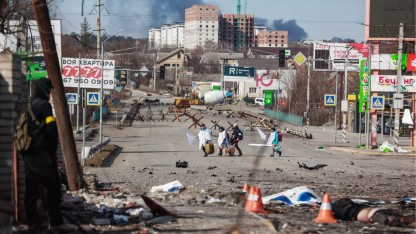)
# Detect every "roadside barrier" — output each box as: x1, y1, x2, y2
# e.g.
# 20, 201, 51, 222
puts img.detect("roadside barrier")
85, 137, 111, 159
285, 127, 313, 139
